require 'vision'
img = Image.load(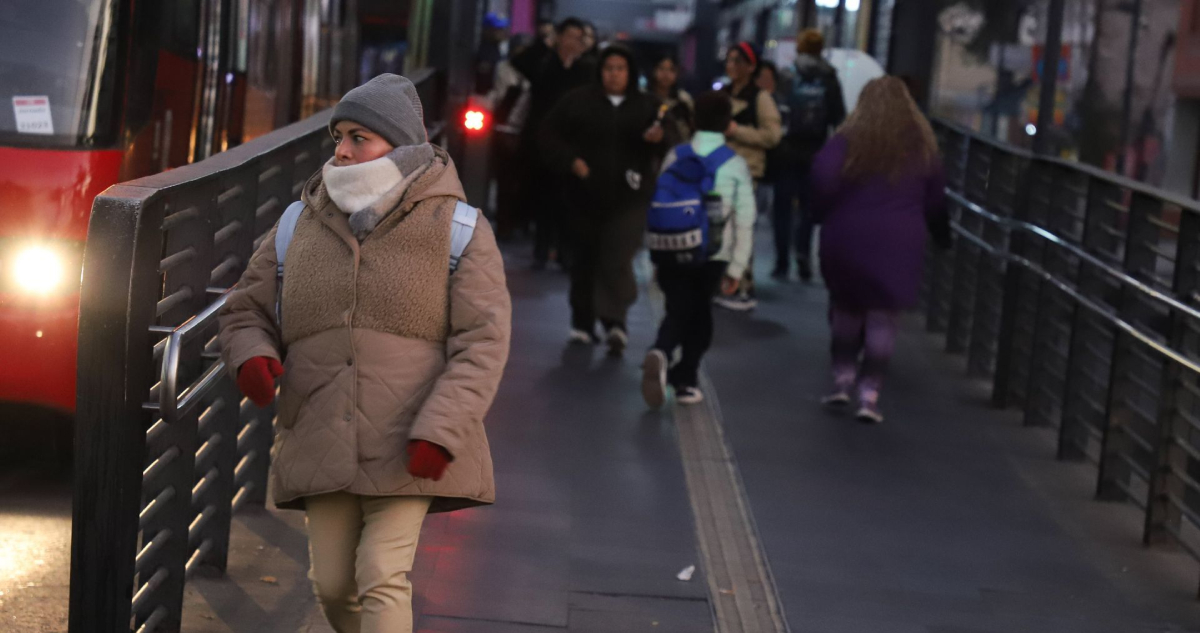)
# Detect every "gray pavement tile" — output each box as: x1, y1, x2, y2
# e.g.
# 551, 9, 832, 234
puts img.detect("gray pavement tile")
567, 592, 712, 632
569, 542, 708, 600
419, 576, 570, 628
